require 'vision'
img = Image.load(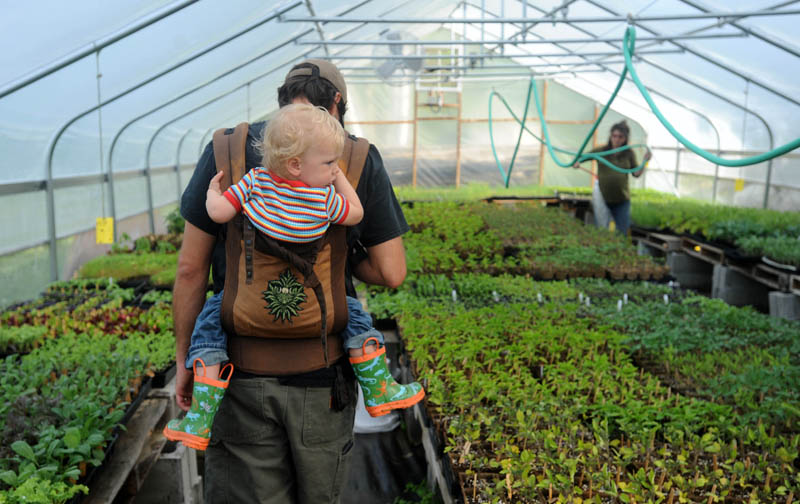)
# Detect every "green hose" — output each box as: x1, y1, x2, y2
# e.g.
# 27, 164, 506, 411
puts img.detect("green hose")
488, 24, 800, 187
622, 25, 800, 167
